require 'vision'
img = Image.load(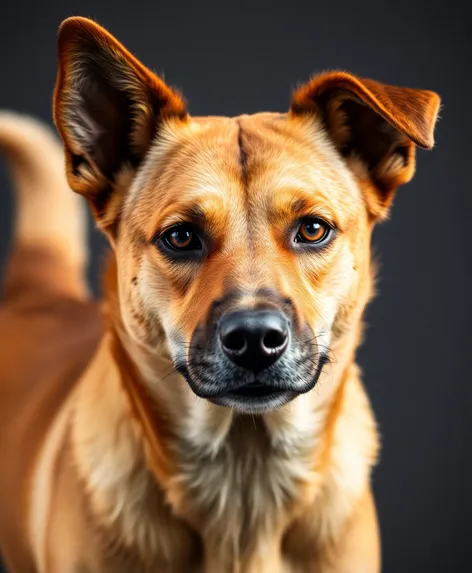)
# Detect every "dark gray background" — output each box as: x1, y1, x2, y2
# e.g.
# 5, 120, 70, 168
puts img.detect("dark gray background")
0, 0, 470, 571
